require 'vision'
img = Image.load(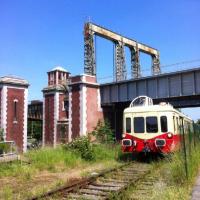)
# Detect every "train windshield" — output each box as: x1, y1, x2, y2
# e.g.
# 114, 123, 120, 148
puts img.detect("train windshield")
160, 116, 168, 132
126, 117, 131, 133
134, 117, 144, 133
146, 117, 158, 133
